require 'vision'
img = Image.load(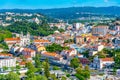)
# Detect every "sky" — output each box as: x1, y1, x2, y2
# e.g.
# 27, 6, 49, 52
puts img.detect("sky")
0, 0, 120, 9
